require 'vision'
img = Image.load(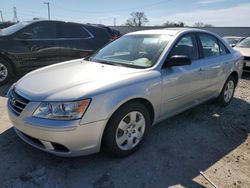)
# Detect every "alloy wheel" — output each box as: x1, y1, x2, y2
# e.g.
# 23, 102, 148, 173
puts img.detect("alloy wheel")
0, 62, 8, 82
115, 111, 145, 151
224, 80, 234, 103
